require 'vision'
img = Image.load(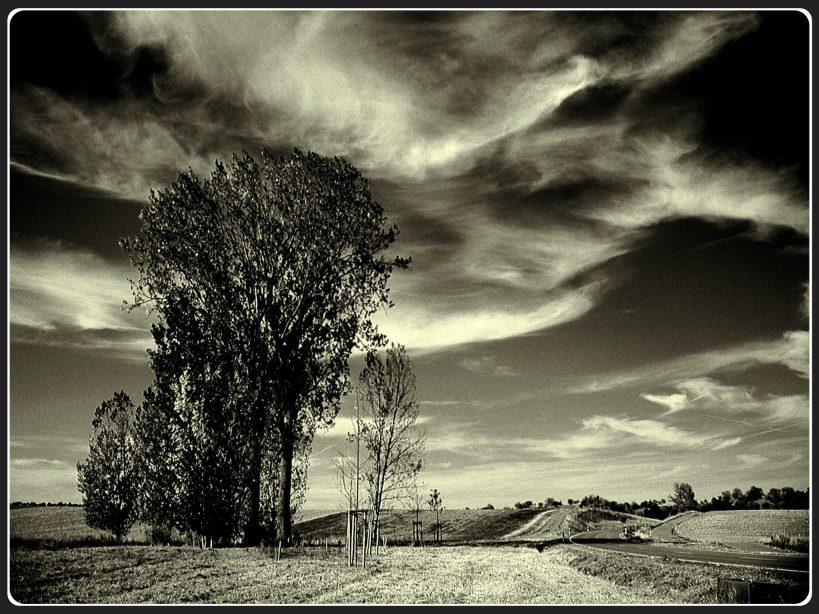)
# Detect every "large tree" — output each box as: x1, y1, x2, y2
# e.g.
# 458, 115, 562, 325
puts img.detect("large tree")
357, 344, 426, 543
123, 149, 406, 544
77, 392, 139, 541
